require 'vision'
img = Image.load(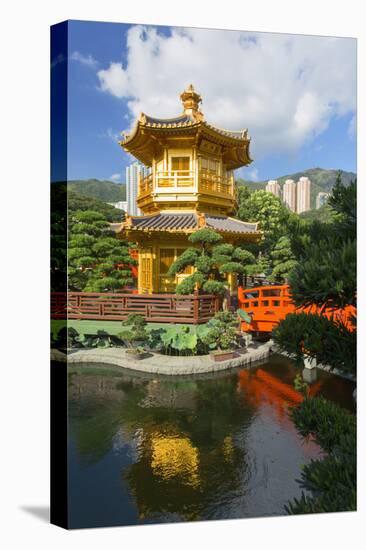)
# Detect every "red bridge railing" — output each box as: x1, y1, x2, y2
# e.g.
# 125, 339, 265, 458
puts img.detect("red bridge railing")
51, 291, 220, 324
